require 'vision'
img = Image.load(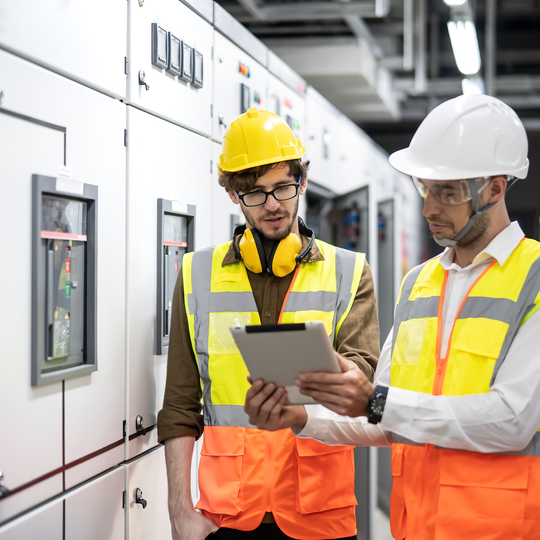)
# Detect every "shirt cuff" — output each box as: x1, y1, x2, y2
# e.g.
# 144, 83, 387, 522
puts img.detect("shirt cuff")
380, 385, 420, 434
292, 404, 332, 440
